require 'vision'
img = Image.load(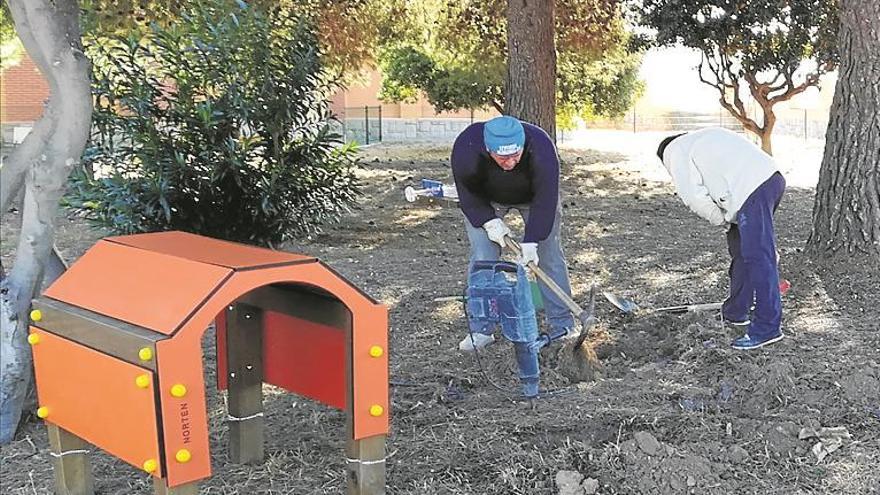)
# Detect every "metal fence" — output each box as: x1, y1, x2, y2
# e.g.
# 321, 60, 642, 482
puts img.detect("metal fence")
618, 108, 828, 141
626, 109, 745, 133
340, 106, 383, 145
